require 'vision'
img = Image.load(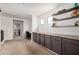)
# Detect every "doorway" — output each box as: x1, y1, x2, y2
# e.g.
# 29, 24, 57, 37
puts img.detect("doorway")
13, 20, 23, 39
